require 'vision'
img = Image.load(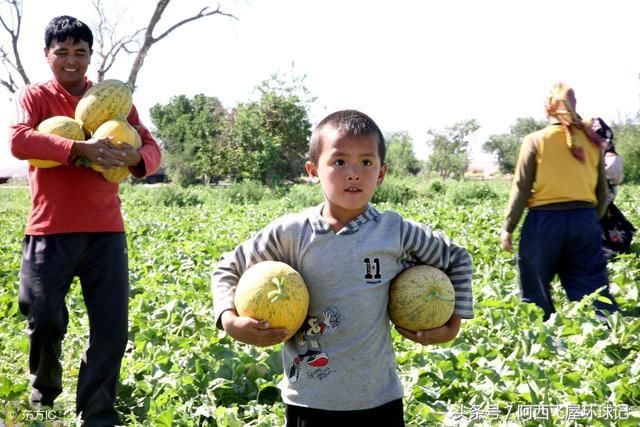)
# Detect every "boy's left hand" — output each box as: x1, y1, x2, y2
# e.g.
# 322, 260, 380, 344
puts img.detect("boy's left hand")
395, 315, 462, 345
